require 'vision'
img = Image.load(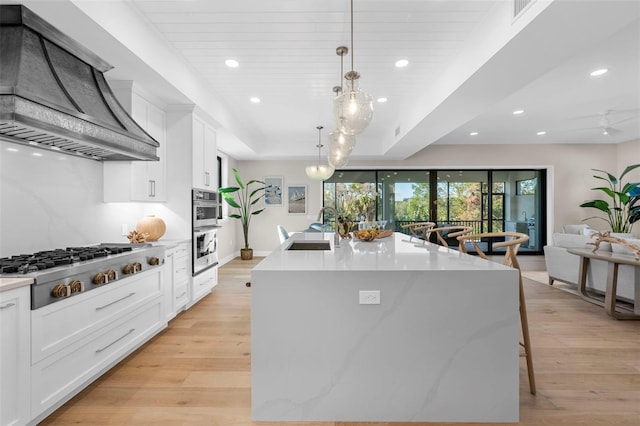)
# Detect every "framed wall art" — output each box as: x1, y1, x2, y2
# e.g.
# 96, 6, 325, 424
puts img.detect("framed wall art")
287, 185, 307, 214
264, 176, 283, 206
